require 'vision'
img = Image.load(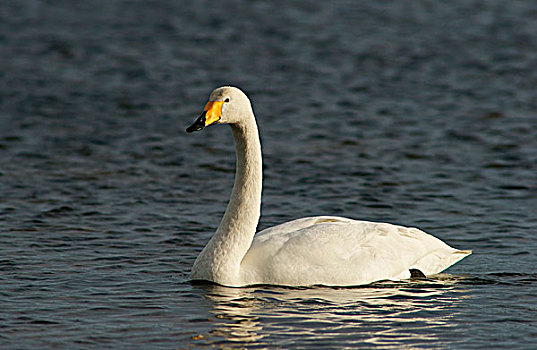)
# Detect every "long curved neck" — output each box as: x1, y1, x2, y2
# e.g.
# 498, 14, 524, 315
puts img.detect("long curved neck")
192, 116, 262, 284
220, 121, 262, 239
